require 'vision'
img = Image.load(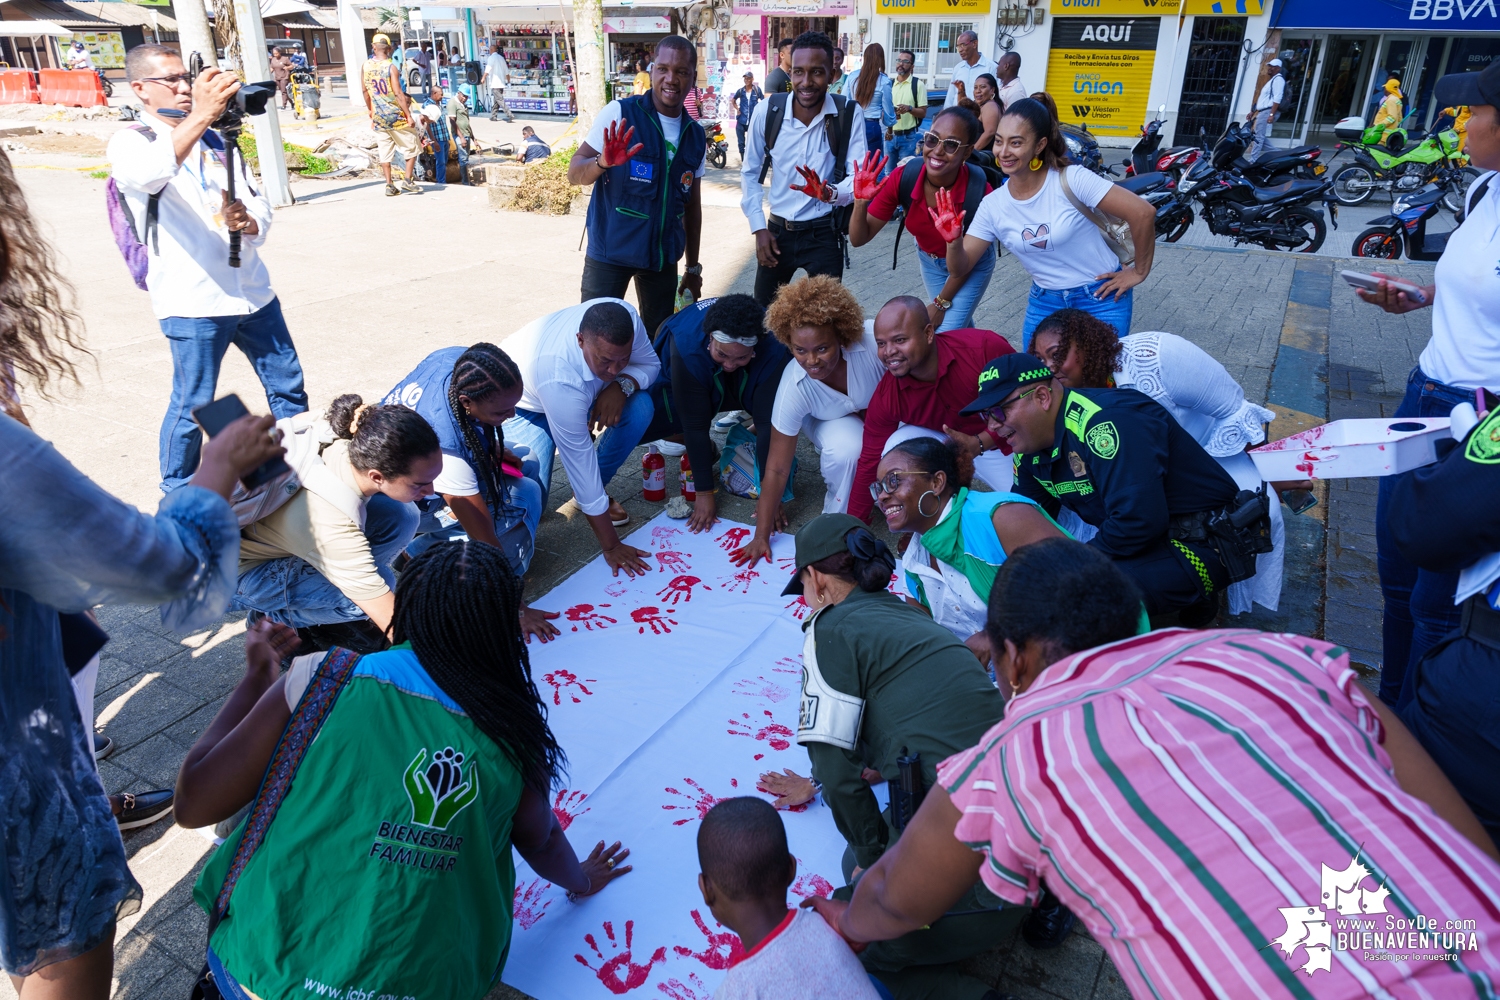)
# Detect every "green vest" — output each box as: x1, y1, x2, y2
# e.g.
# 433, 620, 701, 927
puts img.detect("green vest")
194, 645, 525, 1000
